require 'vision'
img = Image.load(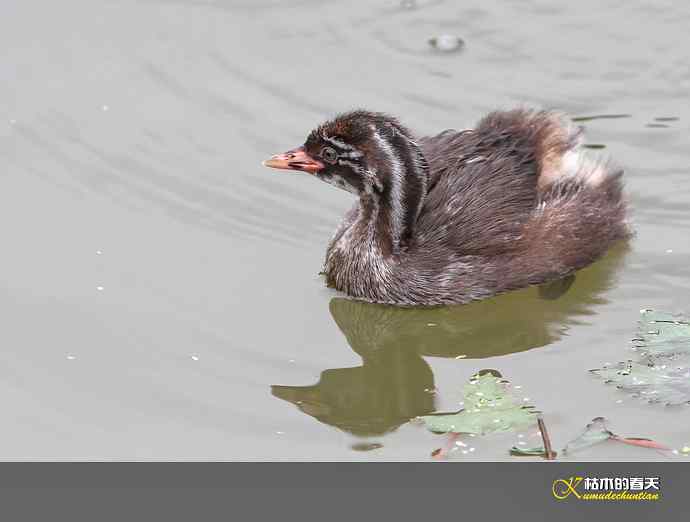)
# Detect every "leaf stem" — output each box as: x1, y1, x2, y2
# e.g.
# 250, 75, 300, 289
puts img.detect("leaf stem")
537, 416, 556, 460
